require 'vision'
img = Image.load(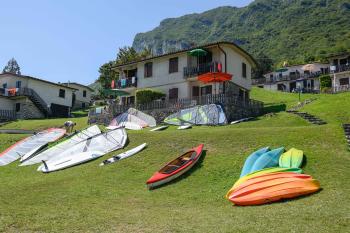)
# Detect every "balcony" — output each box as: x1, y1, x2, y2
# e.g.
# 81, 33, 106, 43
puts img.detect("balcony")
265, 71, 325, 84
332, 64, 350, 74
252, 78, 266, 85
183, 61, 221, 79
116, 77, 137, 89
